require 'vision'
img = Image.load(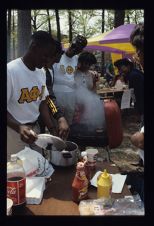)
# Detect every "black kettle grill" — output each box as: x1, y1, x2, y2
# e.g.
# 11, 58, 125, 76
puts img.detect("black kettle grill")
68, 122, 111, 162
